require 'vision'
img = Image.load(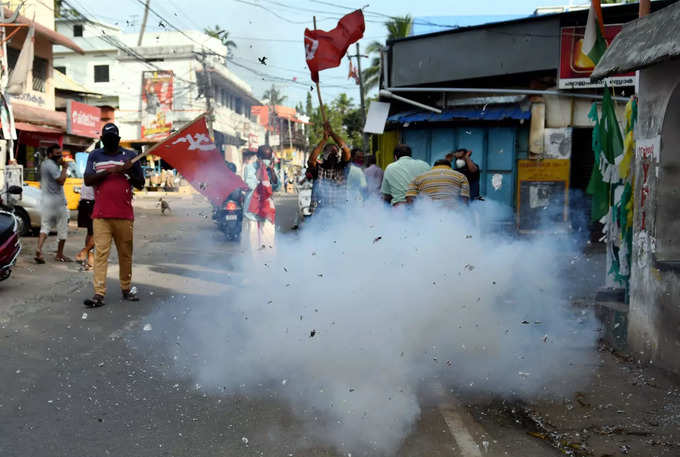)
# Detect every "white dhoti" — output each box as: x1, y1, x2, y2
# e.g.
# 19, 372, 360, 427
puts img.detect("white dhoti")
244, 219, 276, 252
